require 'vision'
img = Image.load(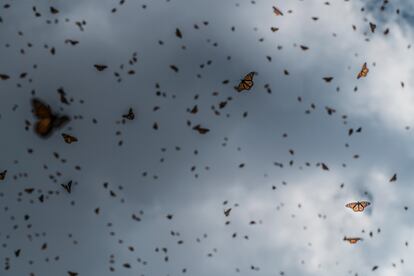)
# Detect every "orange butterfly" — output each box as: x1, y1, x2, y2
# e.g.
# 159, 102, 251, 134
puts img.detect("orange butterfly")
357, 63, 369, 79
345, 201, 371, 212
273, 6, 283, 16
343, 236, 363, 244
31, 98, 70, 137
235, 72, 255, 92
62, 133, 78, 144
